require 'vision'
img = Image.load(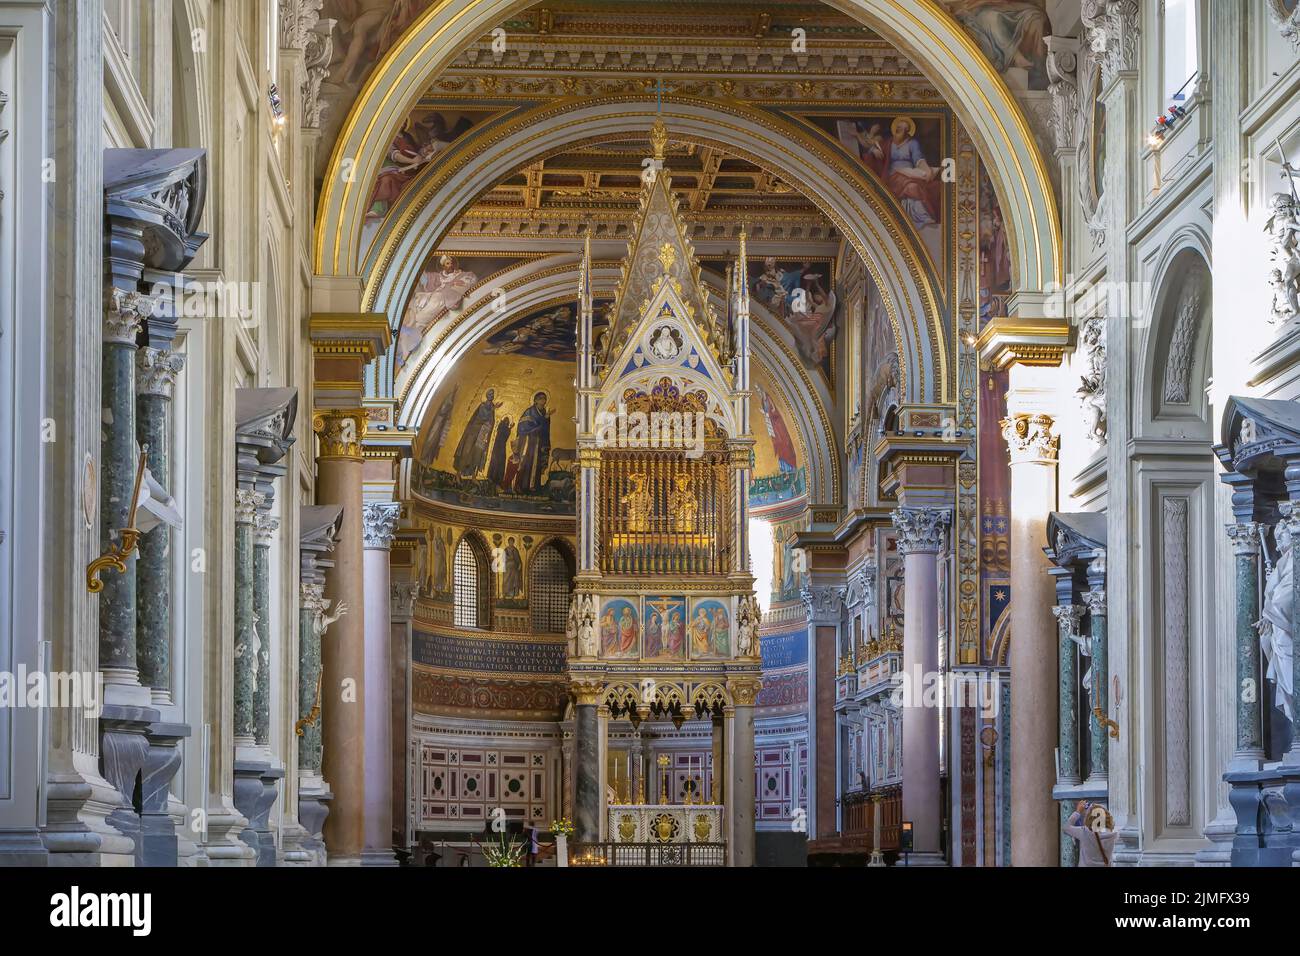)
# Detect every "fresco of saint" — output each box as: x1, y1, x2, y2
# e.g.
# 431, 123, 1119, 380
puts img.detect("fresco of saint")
947, 0, 1050, 90
367, 113, 474, 222
502, 537, 523, 599
758, 387, 798, 473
